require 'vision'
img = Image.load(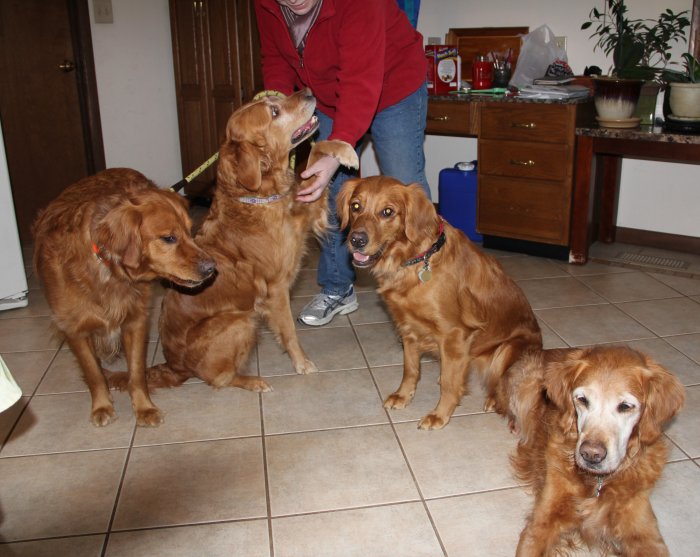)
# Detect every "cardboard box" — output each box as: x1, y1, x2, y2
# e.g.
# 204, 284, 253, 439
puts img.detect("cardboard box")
425, 45, 461, 95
